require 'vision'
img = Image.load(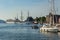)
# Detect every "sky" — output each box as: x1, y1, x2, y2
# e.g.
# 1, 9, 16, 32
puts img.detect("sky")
0, 0, 60, 21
